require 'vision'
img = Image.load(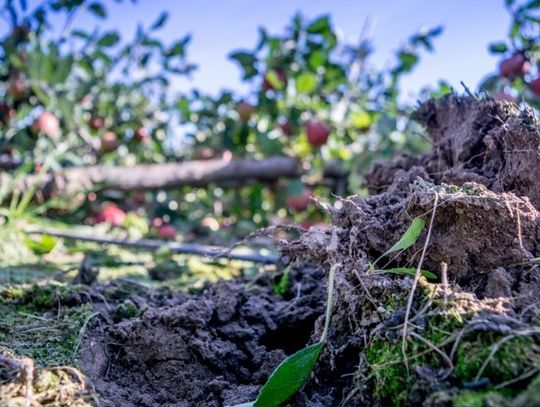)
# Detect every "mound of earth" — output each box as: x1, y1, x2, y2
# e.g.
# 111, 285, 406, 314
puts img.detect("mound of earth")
3, 95, 539, 407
